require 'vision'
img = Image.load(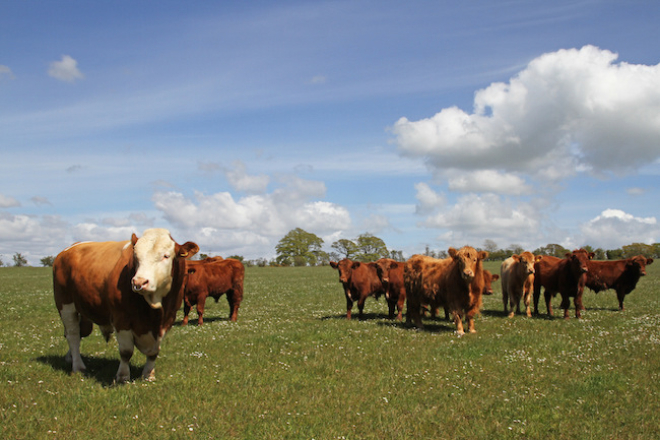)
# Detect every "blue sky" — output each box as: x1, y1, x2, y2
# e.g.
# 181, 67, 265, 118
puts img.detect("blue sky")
1, 0, 660, 264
